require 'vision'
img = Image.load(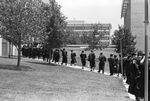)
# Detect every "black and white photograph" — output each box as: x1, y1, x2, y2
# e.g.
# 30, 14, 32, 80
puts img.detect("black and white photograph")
0, 0, 149, 101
